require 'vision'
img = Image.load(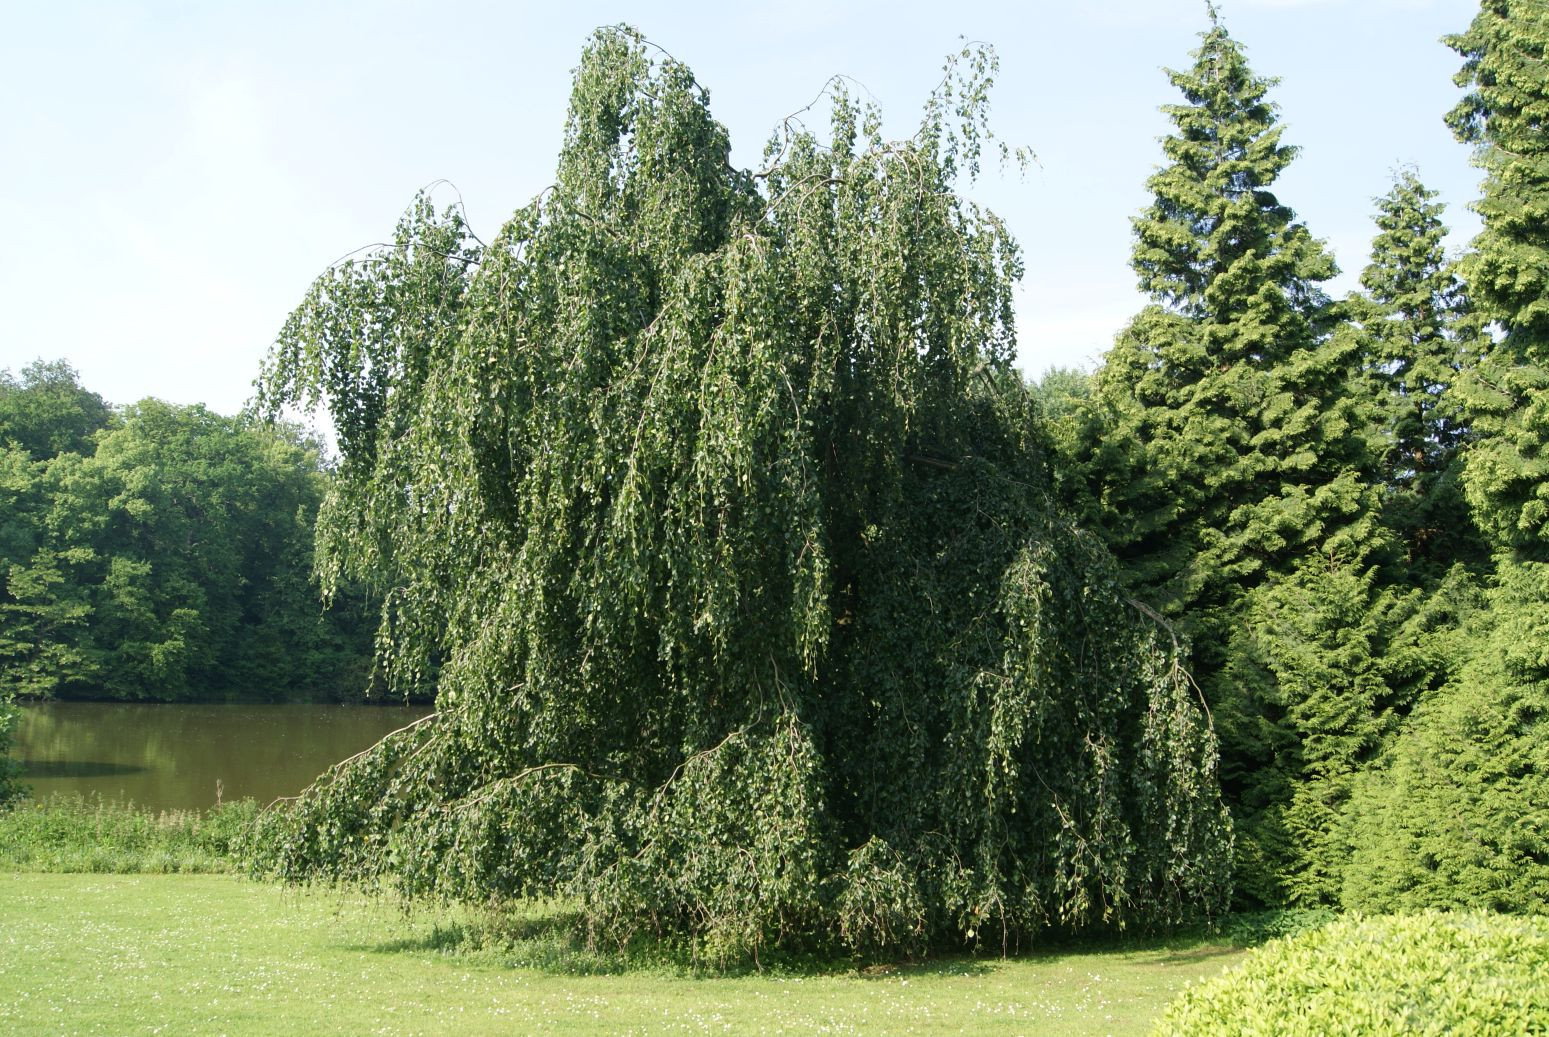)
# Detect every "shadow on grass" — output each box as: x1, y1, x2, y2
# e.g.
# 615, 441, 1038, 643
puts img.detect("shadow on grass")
345, 906, 652, 976
1152, 944, 1243, 967
354, 921, 1007, 979
340, 900, 1270, 980
855, 958, 994, 980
